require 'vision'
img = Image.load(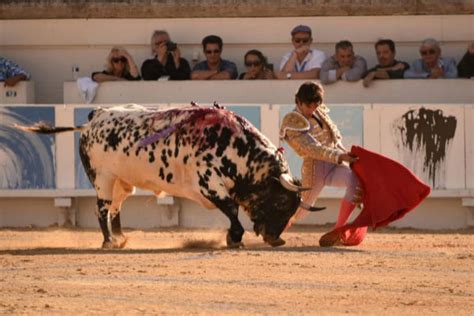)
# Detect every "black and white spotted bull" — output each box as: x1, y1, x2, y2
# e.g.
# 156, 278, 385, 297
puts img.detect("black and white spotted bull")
16, 104, 323, 248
